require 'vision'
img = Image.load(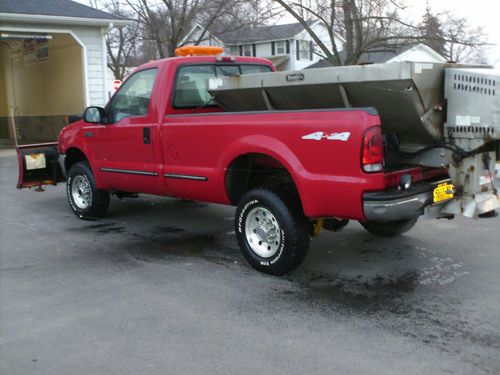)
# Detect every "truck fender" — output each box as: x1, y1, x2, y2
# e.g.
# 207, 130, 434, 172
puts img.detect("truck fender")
219, 135, 308, 206
63, 146, 105, 189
